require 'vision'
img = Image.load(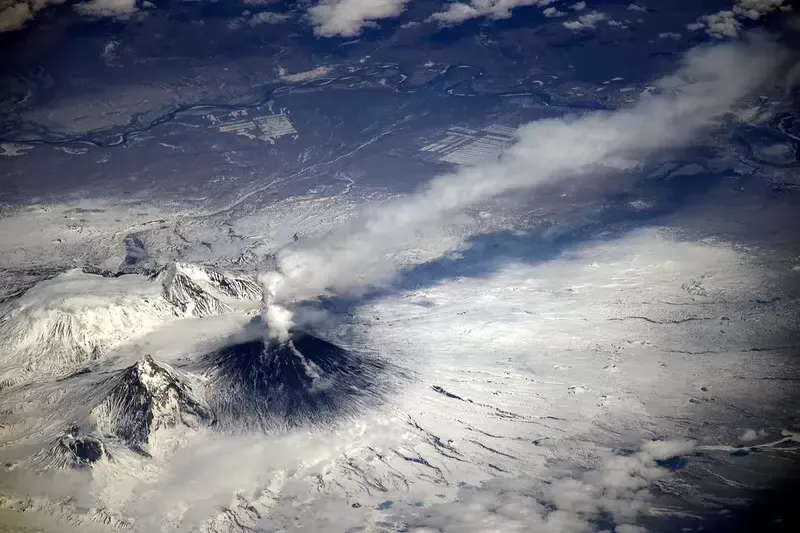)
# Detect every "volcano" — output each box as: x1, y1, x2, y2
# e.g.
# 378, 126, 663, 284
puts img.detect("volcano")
201, 331, 390, 431
90, 355, 211, 448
